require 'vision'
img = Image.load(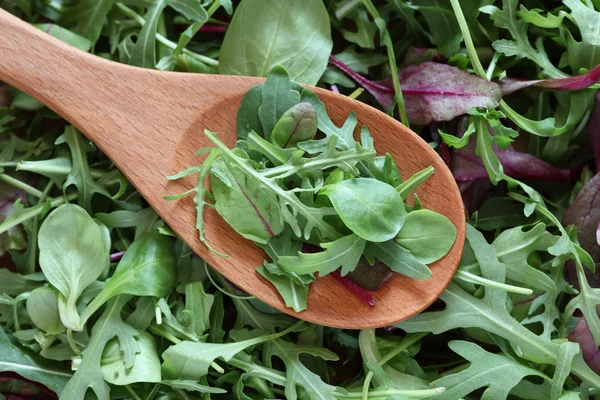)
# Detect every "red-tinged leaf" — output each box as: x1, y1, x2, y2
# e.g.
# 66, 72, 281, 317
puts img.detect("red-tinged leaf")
589, 92, 600, 172
501, 64, 600, 96
452, 139, 574, 183
328, 59, 501, 125
563, 173, 600, 262
330, 270, 376, 307
568, 317, 600, 374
